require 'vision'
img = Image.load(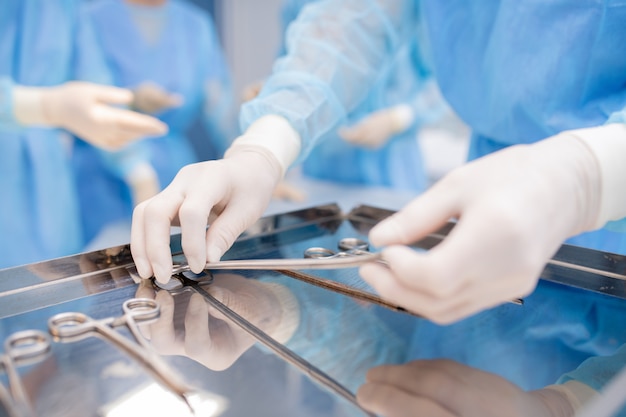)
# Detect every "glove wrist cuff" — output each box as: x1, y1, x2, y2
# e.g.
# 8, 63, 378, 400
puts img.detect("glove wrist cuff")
13, 86, 50, 126
541, 381, 598, 415
227, 115, 301, 177
566, 123, 626, 229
